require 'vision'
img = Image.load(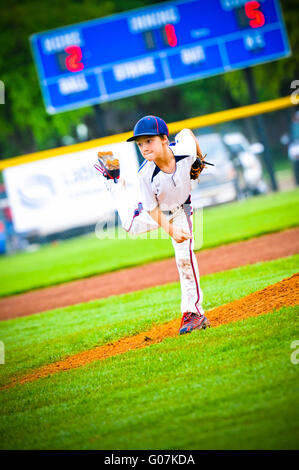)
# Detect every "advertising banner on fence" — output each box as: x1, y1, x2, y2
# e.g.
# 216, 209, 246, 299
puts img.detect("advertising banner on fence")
4, 142, 139, 235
